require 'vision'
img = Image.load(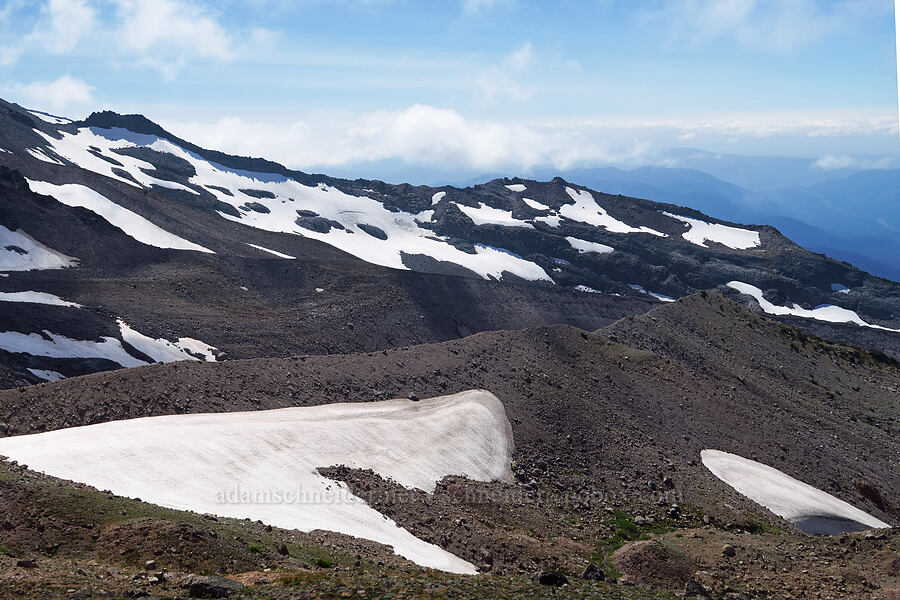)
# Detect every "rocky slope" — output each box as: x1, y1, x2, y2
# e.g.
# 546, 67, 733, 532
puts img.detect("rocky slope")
1, 98, 899, 387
